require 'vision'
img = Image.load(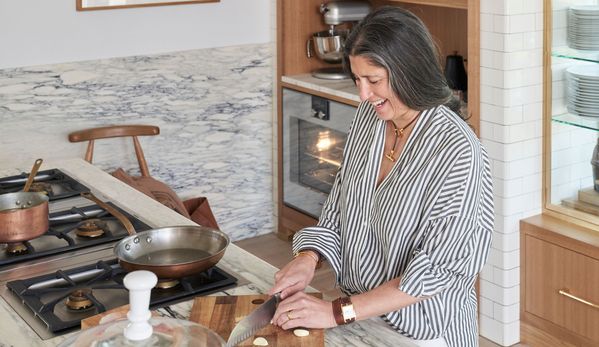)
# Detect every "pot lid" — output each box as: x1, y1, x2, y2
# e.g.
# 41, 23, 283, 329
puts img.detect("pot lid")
58, 271, 224, 347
